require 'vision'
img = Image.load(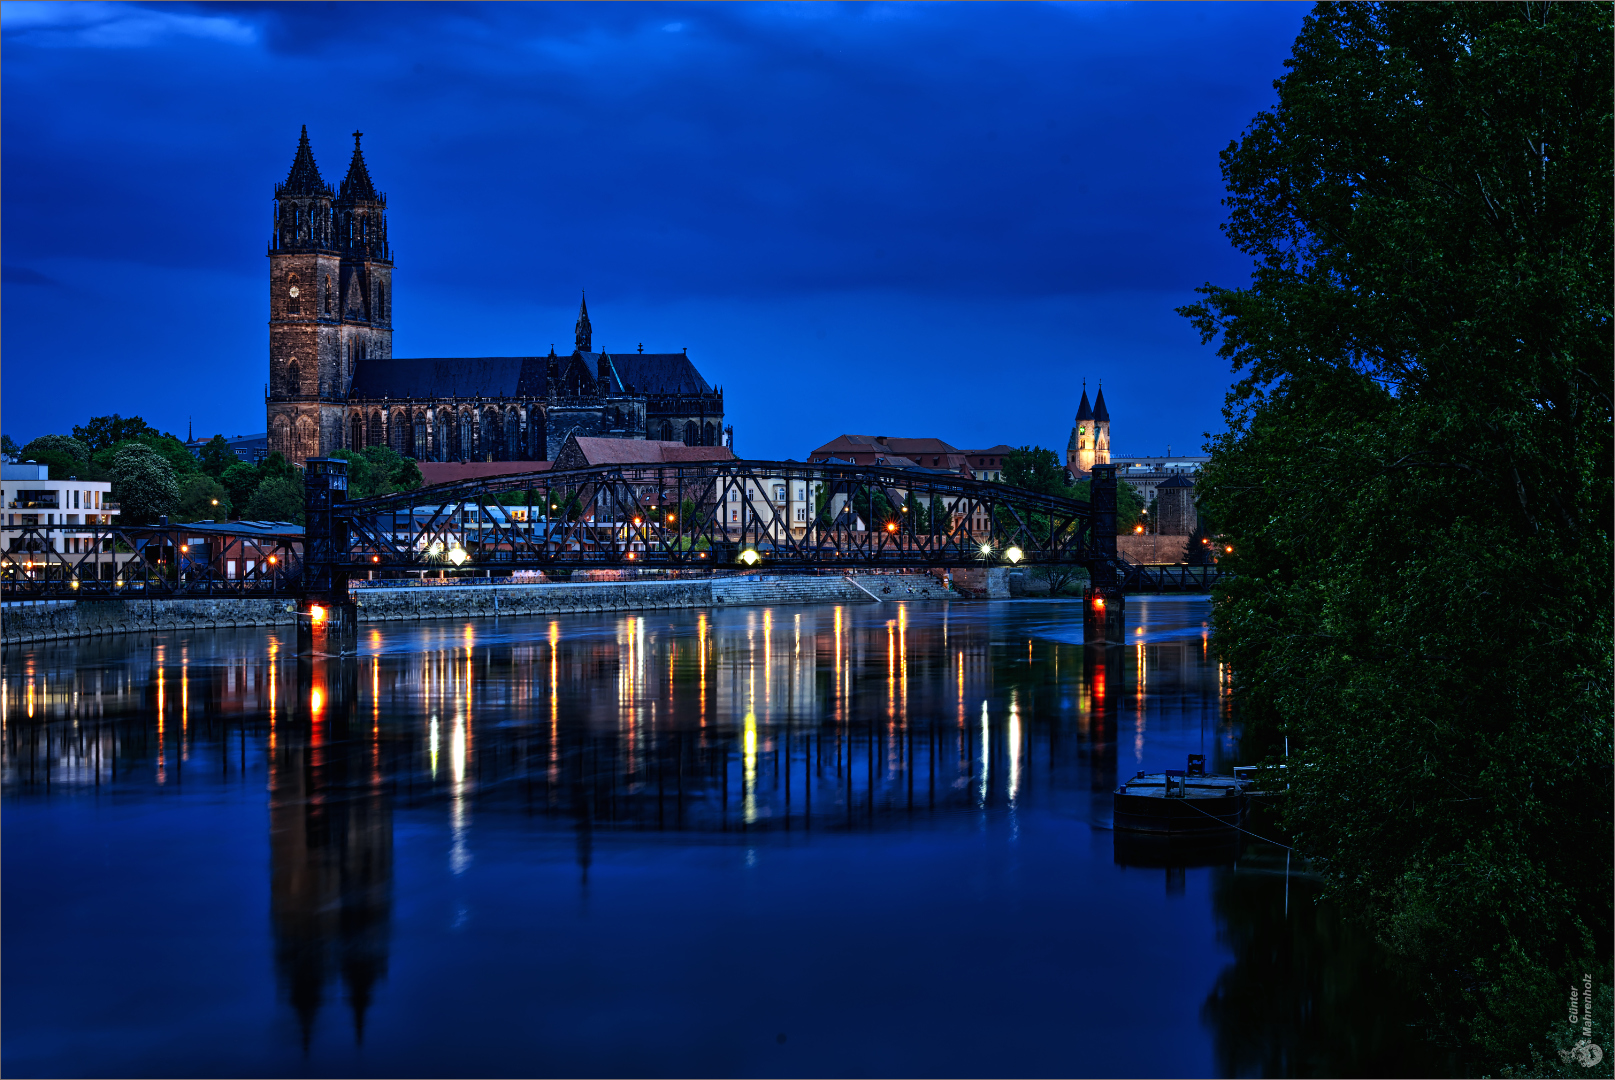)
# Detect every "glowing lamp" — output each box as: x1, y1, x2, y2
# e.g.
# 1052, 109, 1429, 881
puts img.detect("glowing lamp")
447, 545, 468, 567
1004, 546, 1023, 564
1093, 596, 1106, 611
1224, 545, 1233, 554
180, 545, 189, 553
978, 543, 993, 557
310, 604, 326, 623
738, 548, 760, 566
371, 555, 380, 563
627, 552, 636, 560
70, 579, 80, 590
633, 517, 642, 526
1134, 525, 1144, 534
885, 522, 898, 533
267, 555, 278, 565
667, 514, 676, 523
